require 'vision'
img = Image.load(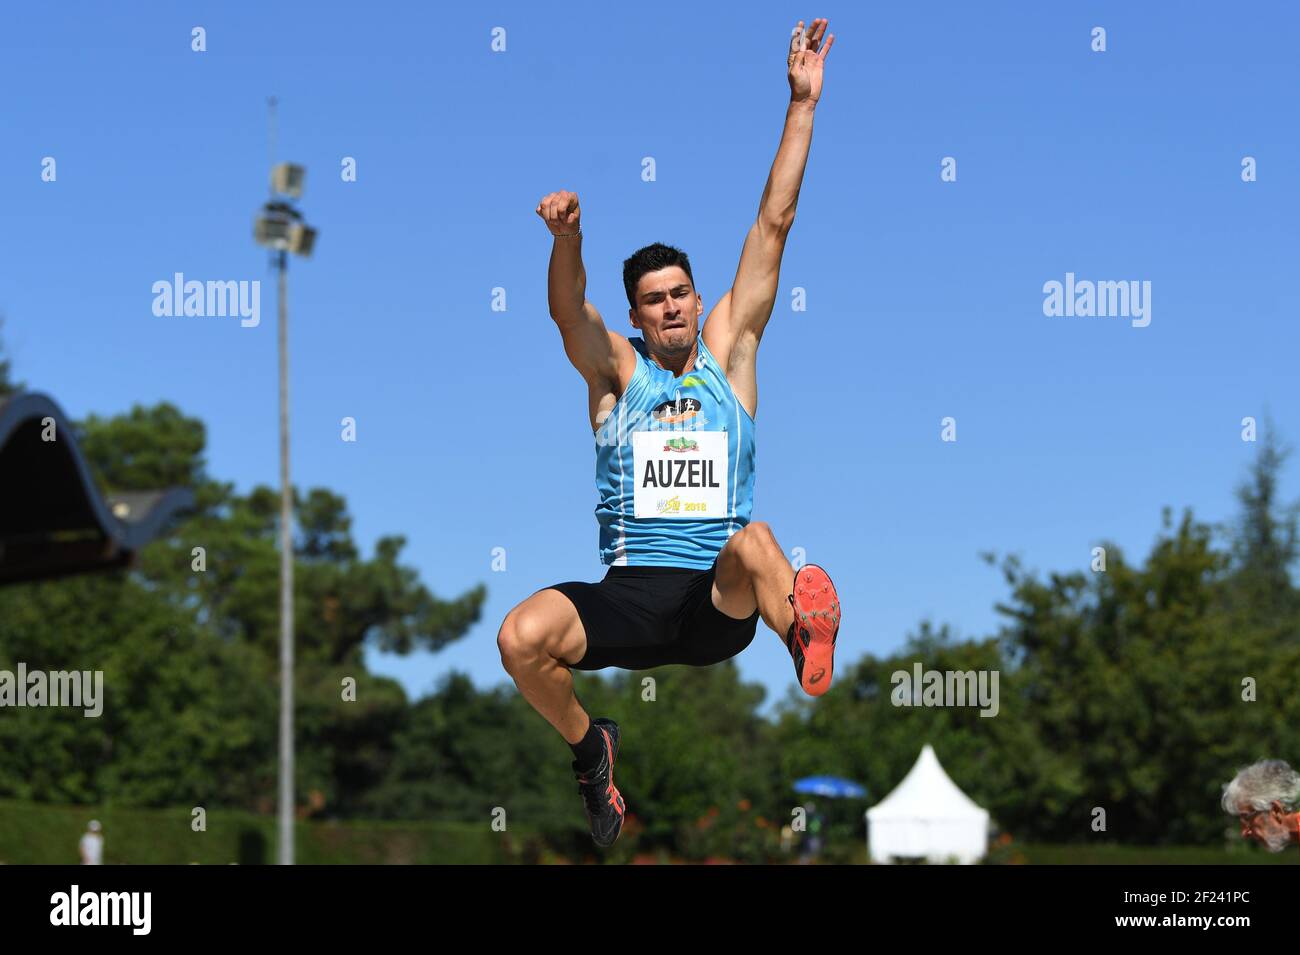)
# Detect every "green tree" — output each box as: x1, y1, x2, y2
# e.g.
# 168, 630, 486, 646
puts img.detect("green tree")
0, 397, 486, 818
1220, 421, 1300, 627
